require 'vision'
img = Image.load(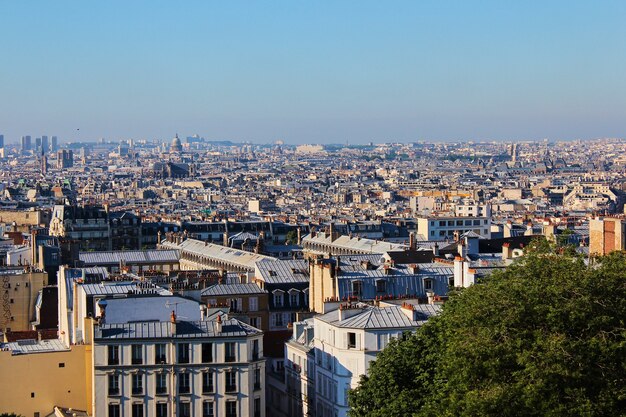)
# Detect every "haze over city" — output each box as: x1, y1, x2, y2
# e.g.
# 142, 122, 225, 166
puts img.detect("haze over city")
2, 1, 626, 143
